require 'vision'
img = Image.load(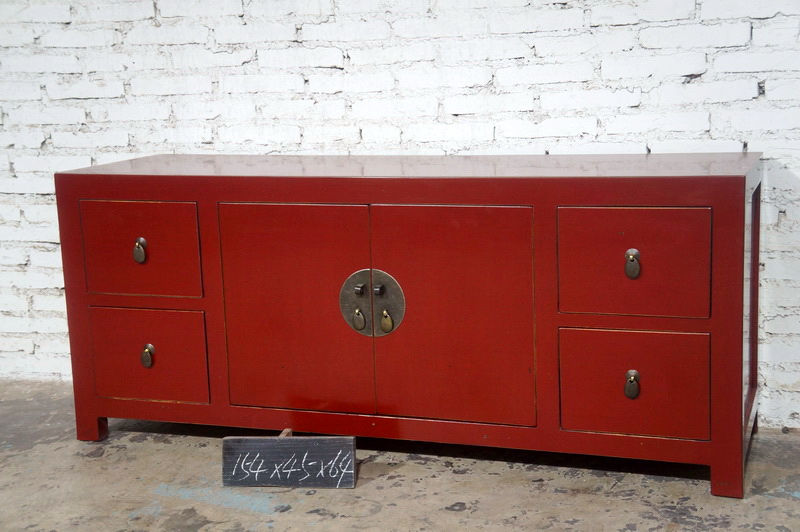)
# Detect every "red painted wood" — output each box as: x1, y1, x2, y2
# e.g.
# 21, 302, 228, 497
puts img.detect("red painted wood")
56, 181, 108, 441
54, 154, 760, 498
706, 182, 746, 498
95, 395, 716, 465
89, 307, 209, 403
371, 205, 536, 426
218, 203, 375, 414
559, 328, 710, 440
59, 152, 760, 179
744, 184, 761, 443
80, 200, 202, 297
195, 197, 231, 418
558, 207, 712, 317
